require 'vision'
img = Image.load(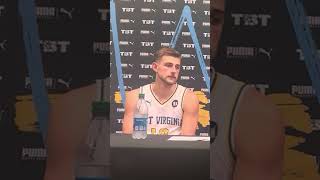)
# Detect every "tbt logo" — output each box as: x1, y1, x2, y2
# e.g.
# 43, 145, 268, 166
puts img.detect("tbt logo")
98, 9, 108, 21
163, 9, 176, 14
232, 13, 271, 27
182, 65, 195, 71
40, 40, 70, 53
